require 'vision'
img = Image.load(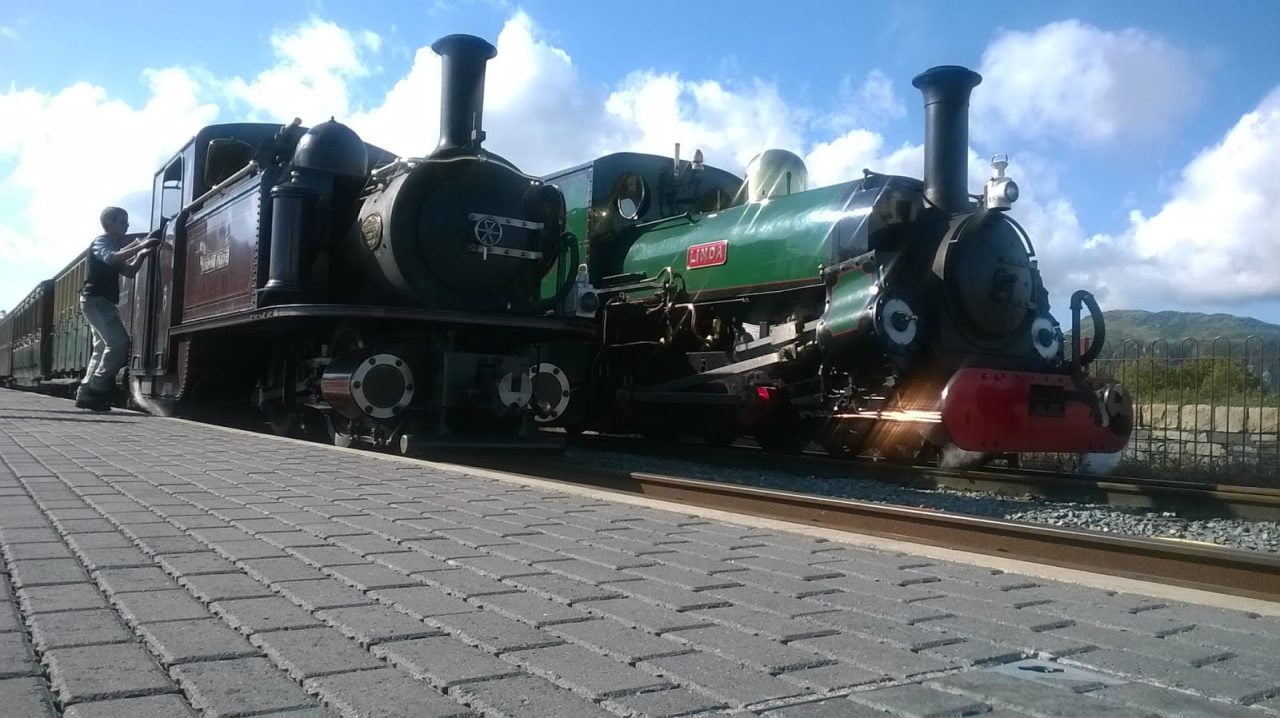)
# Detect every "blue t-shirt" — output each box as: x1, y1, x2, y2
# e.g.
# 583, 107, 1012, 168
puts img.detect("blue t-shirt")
81, 234, 125, 303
